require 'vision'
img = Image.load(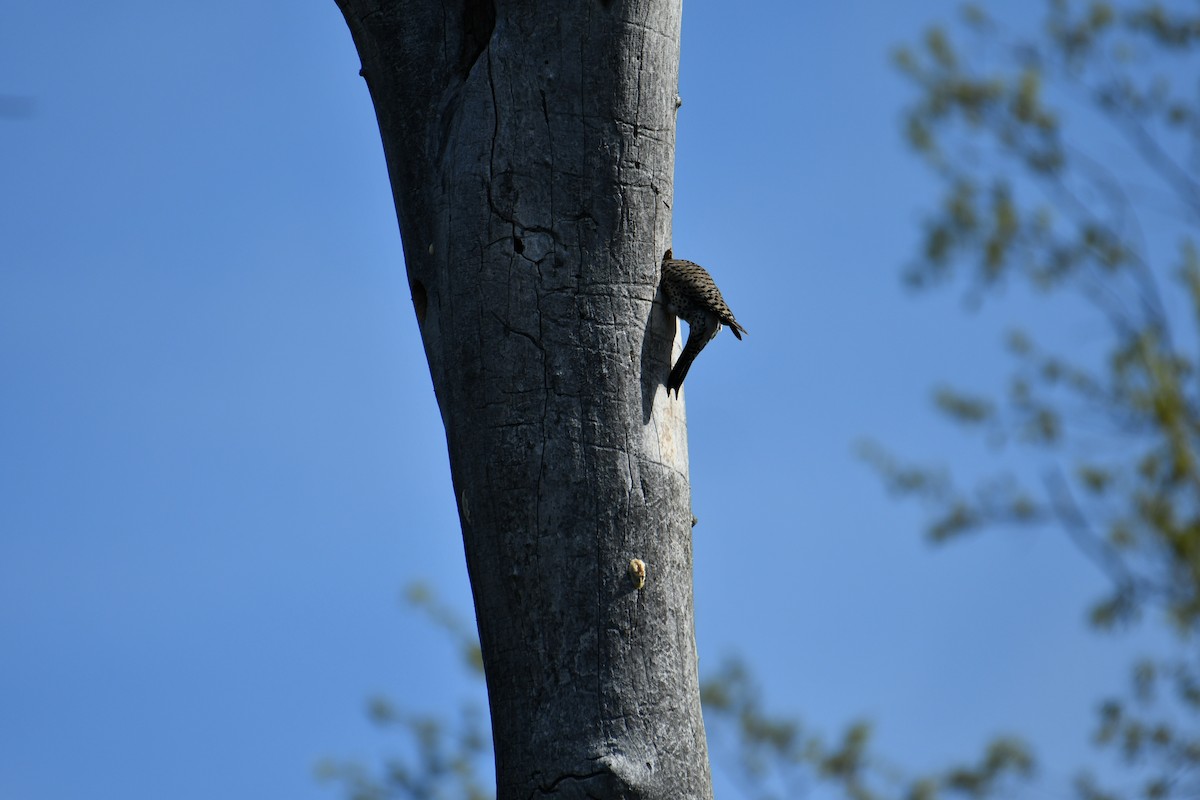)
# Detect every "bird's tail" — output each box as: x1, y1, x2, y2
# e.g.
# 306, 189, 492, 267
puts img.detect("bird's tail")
667, 331, 708, 397
727, 319, 748, 340
666, 356, 693, 397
